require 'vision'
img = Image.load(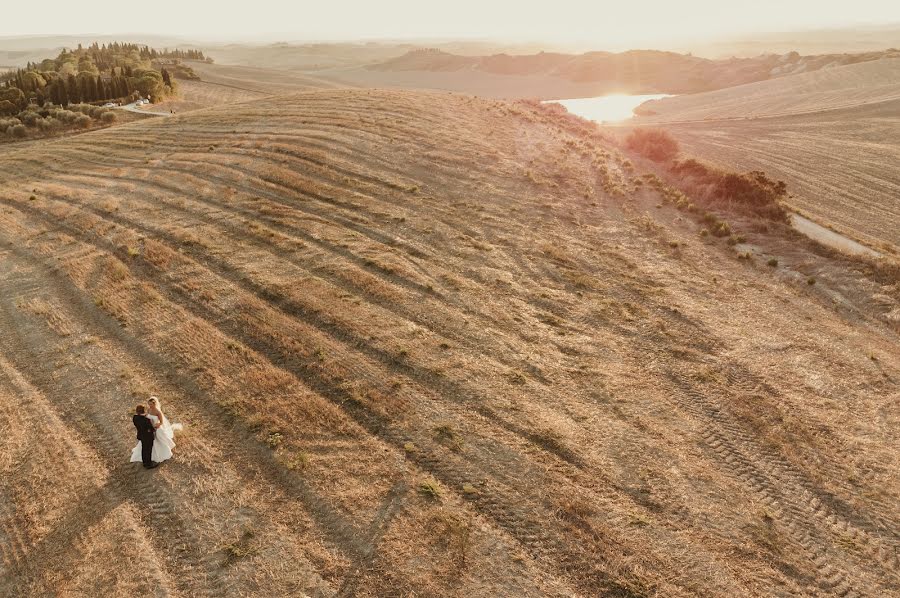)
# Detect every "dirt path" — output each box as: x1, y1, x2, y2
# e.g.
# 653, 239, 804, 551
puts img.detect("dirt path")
792, 214, 881, 257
